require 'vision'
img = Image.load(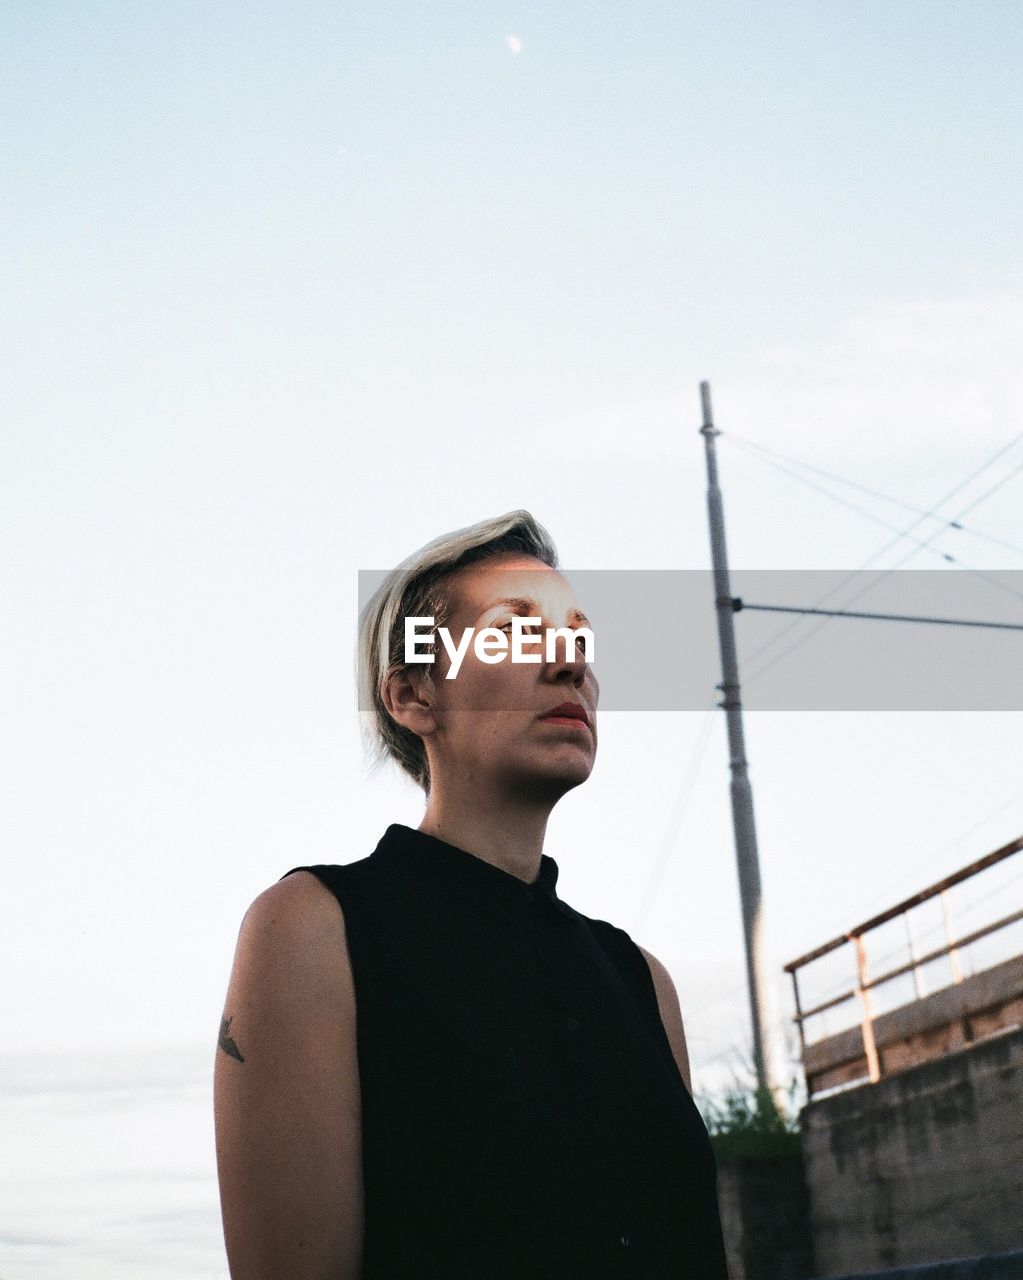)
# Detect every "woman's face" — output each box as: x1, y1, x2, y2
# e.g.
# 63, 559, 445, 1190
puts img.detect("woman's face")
418, 552, 599, 803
